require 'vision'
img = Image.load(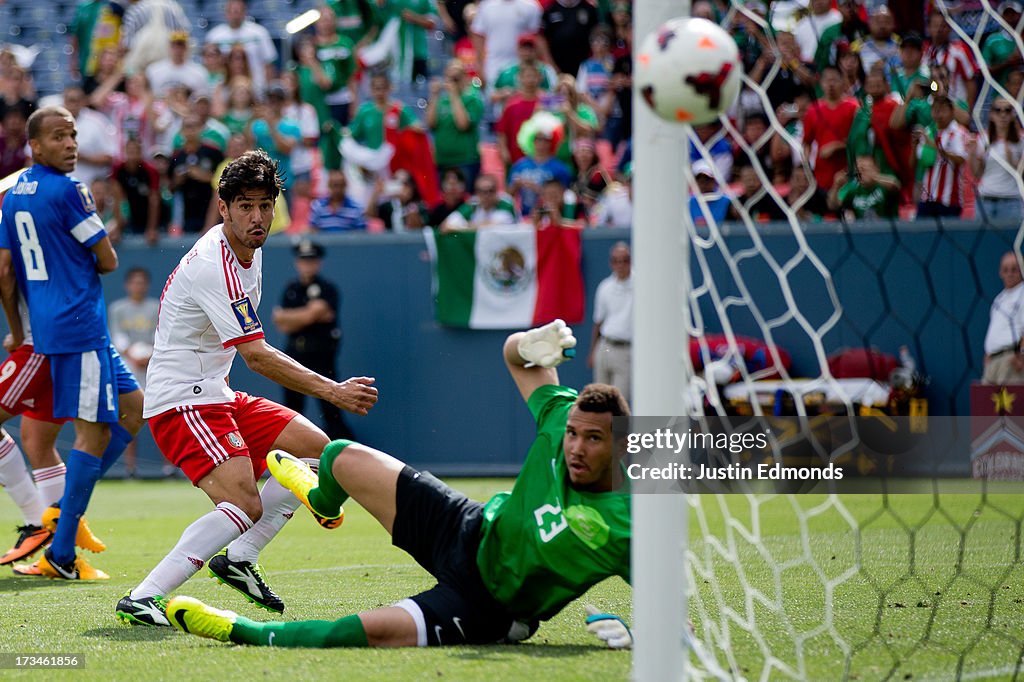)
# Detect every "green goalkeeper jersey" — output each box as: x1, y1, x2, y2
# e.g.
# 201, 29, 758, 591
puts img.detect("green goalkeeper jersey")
476, 385, 631, 622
